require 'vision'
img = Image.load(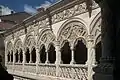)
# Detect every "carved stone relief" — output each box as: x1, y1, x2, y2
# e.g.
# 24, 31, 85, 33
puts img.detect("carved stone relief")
52, 2, 98, 24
